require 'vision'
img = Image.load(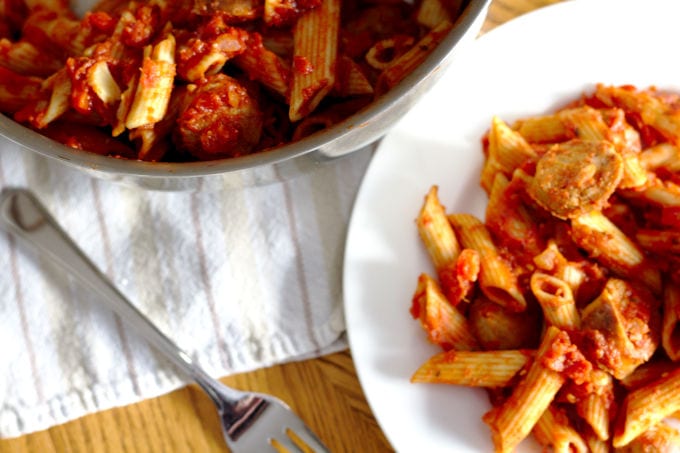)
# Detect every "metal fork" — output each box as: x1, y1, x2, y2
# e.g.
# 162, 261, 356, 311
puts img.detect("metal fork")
0, 187, 330, 453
